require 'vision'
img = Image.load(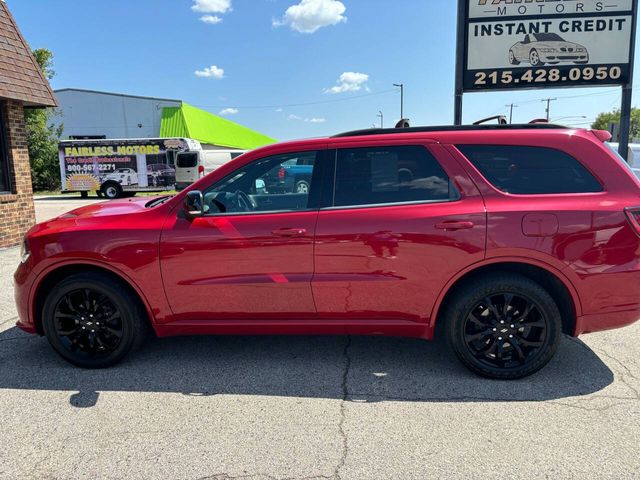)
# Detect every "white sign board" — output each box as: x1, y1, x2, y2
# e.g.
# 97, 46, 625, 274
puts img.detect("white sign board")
460, 0, 635, 91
